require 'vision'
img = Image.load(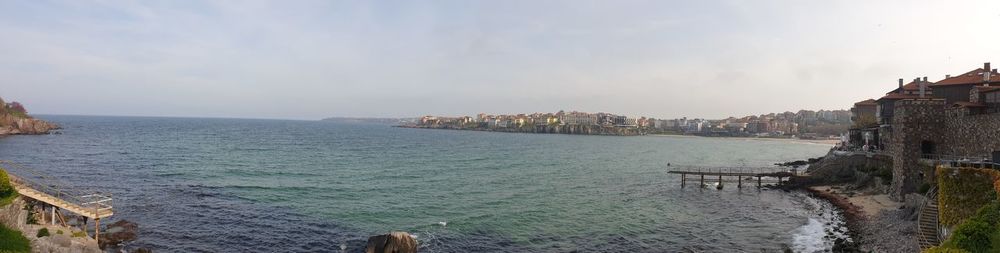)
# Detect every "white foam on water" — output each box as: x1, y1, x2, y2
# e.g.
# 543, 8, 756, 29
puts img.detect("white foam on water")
790, 194, 851, 253
791, 218, 830, 252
